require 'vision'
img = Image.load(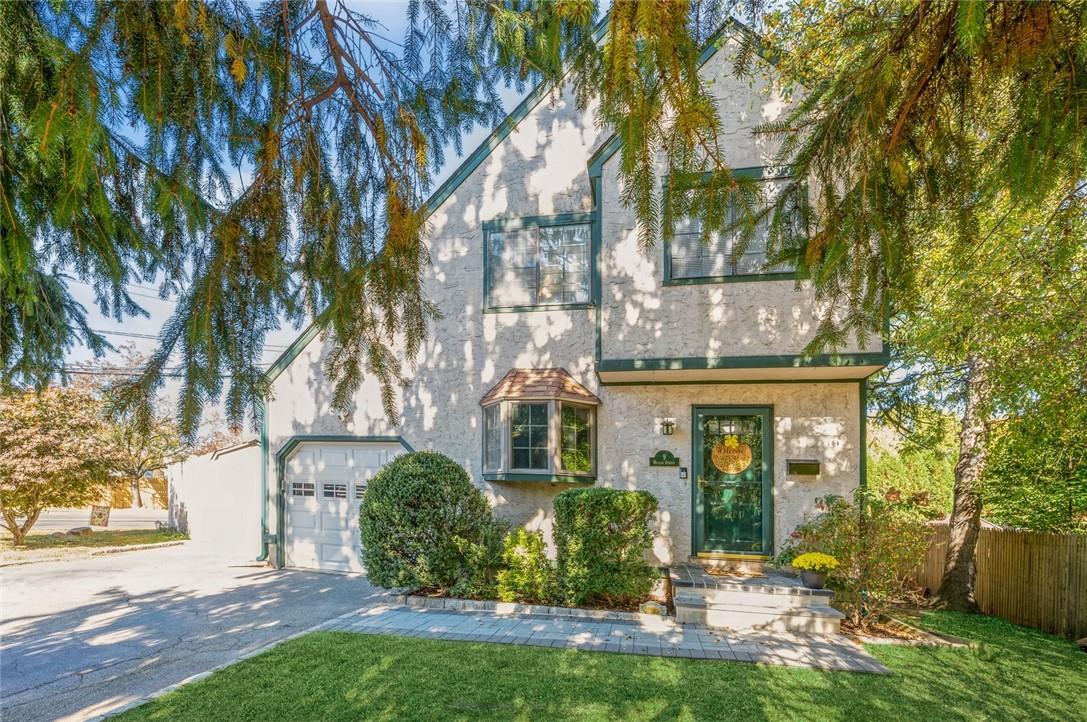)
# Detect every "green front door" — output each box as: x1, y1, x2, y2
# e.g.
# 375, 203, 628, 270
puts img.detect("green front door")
692, 407, 773, 556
